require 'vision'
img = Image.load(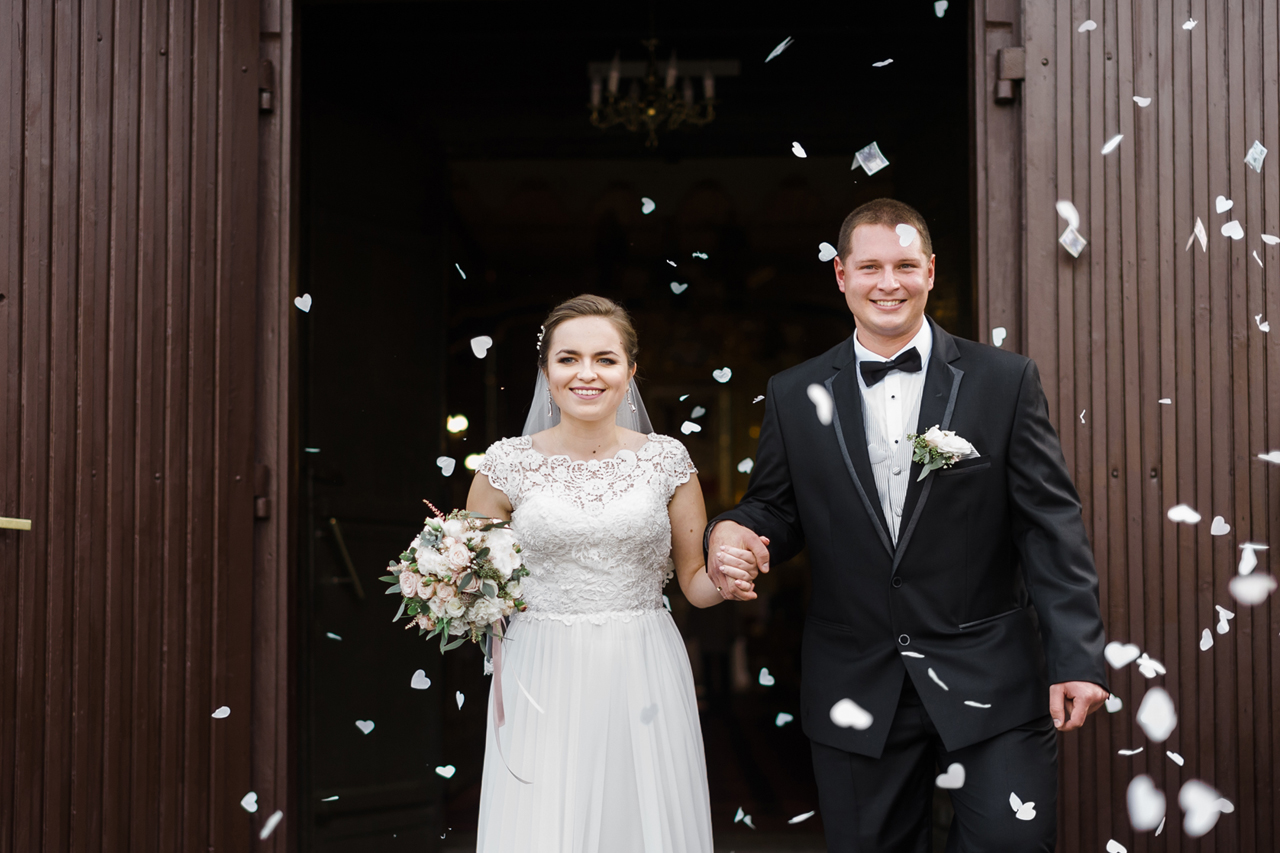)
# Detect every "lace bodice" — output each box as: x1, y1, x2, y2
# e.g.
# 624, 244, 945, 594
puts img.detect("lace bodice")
479, 434, 697, 624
